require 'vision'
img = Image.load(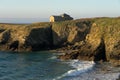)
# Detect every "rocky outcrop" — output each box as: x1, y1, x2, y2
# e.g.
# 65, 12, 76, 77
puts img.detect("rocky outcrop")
59, 39, 107, 61
58, 18, 120, 66
0, 23, 52, 51
0, 18, 119, 66
85, 18, 120, 65
52, 20, 91, 46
